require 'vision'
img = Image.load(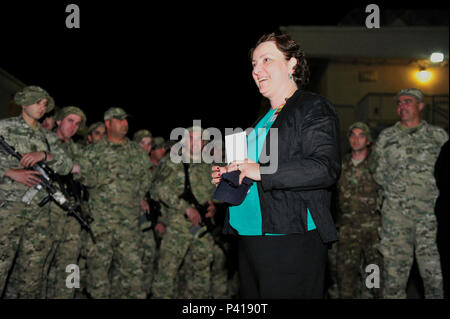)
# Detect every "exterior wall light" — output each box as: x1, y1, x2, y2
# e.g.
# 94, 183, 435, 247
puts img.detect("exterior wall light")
430, 52, 444, 63
415, 69, 433, 83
